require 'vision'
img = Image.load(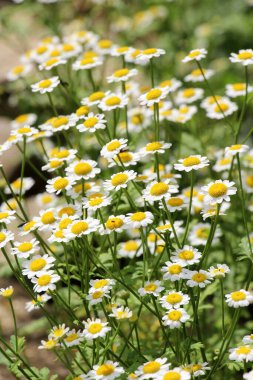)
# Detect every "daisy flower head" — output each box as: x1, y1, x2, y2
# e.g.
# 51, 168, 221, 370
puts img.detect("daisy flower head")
182, 48, 207, 63
5, 177, 35, 195
163, 308, 190, 329
49, 324, 69, 340
138, 281, 164, 297
244, 174, 253, 193
171, 245, 202, 266
206, 98, 238, 119
41, 114, 78, 133
108, 151, 140, 168
226, 83, 253, 98
22, 254, 56, 279
62, 329, 84, 347
185, 68, 214, 82
159, 291, 190, 310
99, 92, 128, 111
243, 334, 253, 344
100, 215, 127, 235
86, 288, 111, 305
89, 278, 115, 293
162, 368, 191, 380
66, 159, 101, 181
72, 56, 103, 71
161, 261, 186, 282
118, 239, 143, 259
11, 113, 37, 130
139, 141, 172, 157
104, 170, 137, 192
225, 144, 249, 157
66, 218, 100, 240
107, 68, 138, 83
0, 286, 14, 298
176, 88, 204, 104
126, 211, 154, 228
7, 63, 32, 81
101, 138, 128, 159
38, 339, 58, 350
83, 194, 112, 212
75, 105, 90, 120
159, 78, 182, 93
225, 289, 253, 308
95, 39, 115, 55
25, 294, 51, 312
109, 306, 133, 320
209, 264, 230, 278
81, 91, 106, 107
87, 361, 124, 380
184, 269, 212, 288
189, 222, 221, 246
49, 146, 77, 162
135, 48, 166, 64
31, 76, 60, 94
142, 179, 178, 202
31, 271, 60, 293
139, 87, 169, 107
229, 345, 253, 362
35, 208, 58, 231
162, 195, 188, 212
111, 45, 134, 57
46, 176, 74, 195
174, 155, 209, 172
11, 238, 39, 259
83, 318, 111, 340
244, 371, 253, 379
0, 210, 16, 224
76, 112, 106, 133
135, 358, 169, 379
188, 363, 210, 377
39, 57, 67, 71
201, 179, 237, 204
213, 156, 232, 172
229, 49, 253, 66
